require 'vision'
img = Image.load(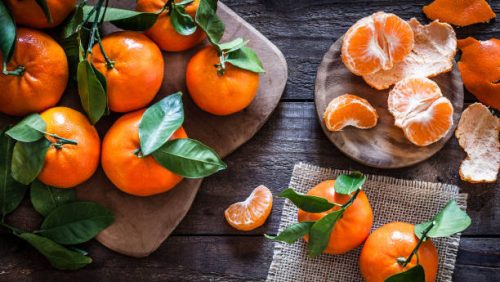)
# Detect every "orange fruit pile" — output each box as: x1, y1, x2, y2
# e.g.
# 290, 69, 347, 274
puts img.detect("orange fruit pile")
298, 180, 373, 254
0, 28, 68, 116
359, 222, 439, 282
91, 31, 165, 113
457, 37, 500, 110
224, 185, 273, 231
423, 0, 496, 27
323, 94, 378, 131
388, 77, 454, 146
38, 107, 101, 188
101, 109, 188, 197
341, 12, 414, 76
